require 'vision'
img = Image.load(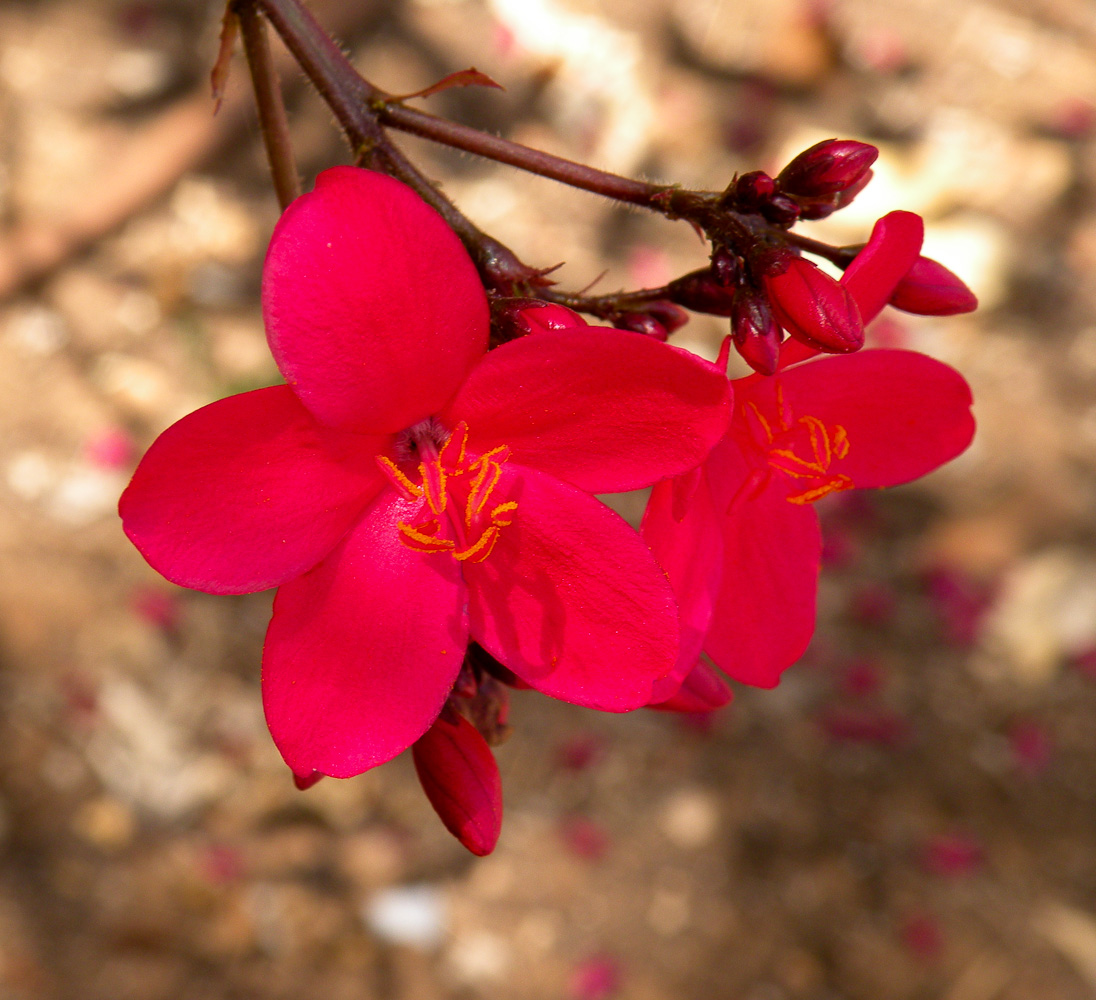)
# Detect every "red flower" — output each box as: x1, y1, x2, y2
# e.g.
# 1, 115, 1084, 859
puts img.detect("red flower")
120, 167, 731, 780
643, 213, 974, 692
